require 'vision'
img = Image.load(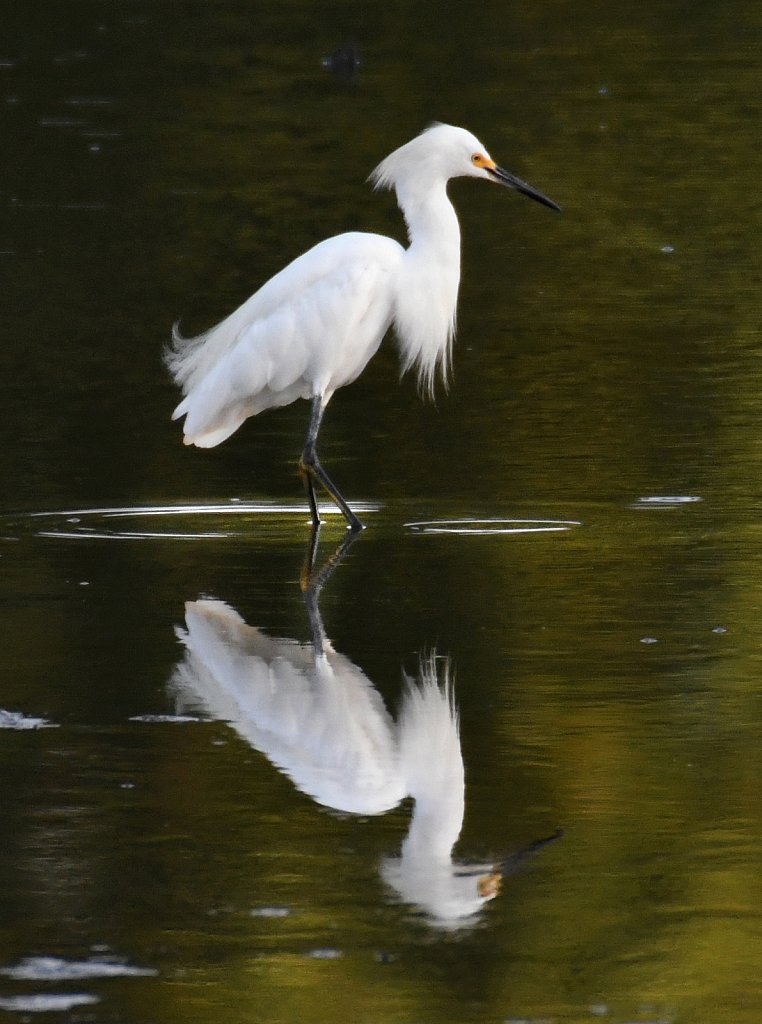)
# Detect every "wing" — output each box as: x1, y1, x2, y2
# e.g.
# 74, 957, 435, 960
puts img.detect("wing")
168, 232, 403, 448
173, 600, 405, 814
